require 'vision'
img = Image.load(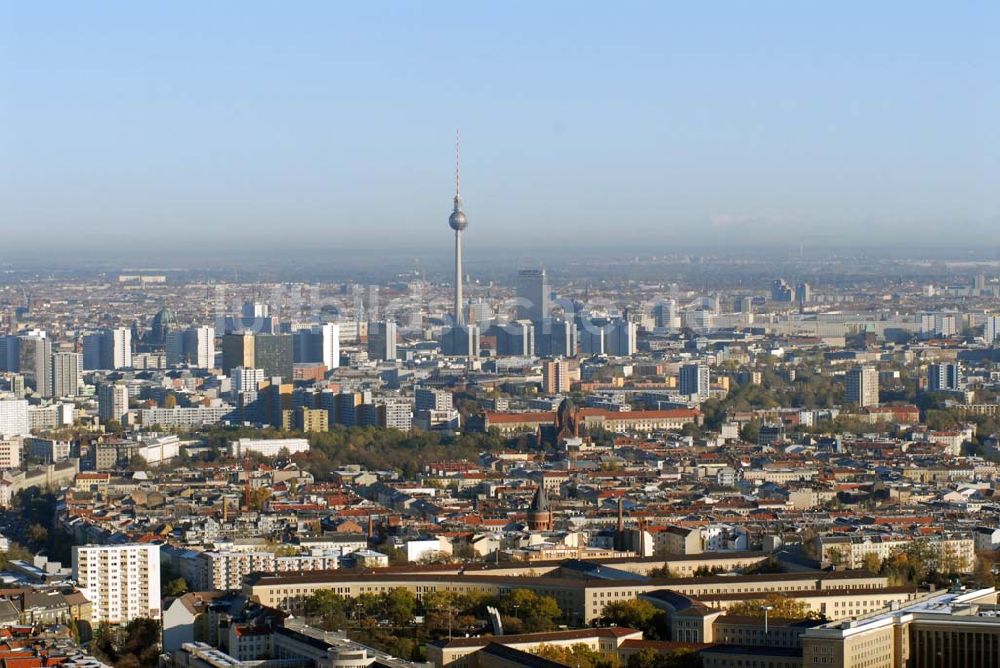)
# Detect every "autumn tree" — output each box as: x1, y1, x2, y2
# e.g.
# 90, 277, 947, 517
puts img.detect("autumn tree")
627, 647, 703, 668
494, 589, 562, 633
534, 643, 616, 668
164, 577, 189, 598
725, 593, 819, 621
600, 599, 669, 640
862, 552, 882, 574
304, 590, 351, 630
